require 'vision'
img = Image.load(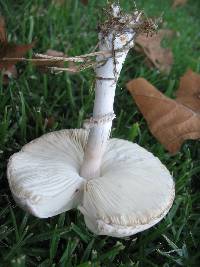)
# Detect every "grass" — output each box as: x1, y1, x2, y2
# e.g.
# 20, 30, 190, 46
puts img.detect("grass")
0, 0, 200, 266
